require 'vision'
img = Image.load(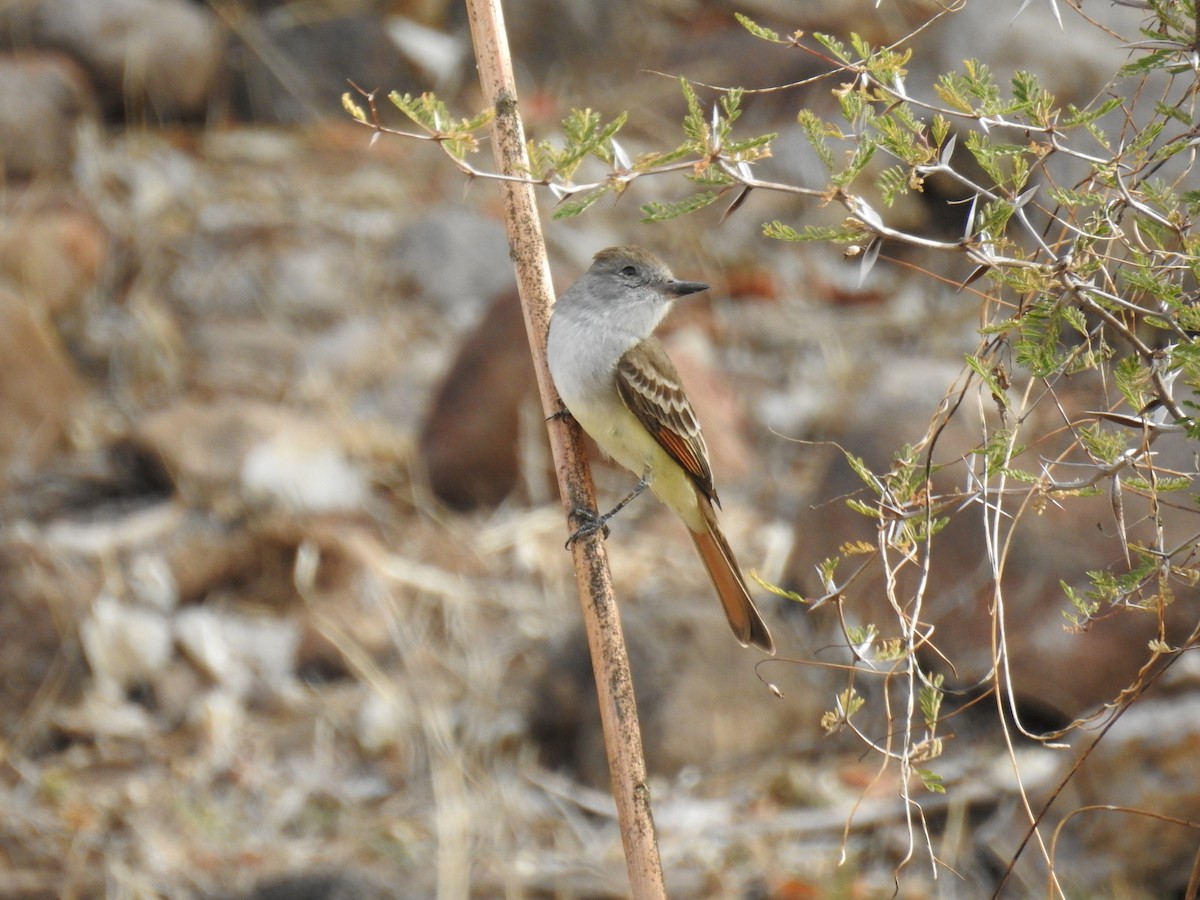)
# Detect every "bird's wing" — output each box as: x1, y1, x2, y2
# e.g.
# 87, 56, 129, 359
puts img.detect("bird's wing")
614, 338, 718, 504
